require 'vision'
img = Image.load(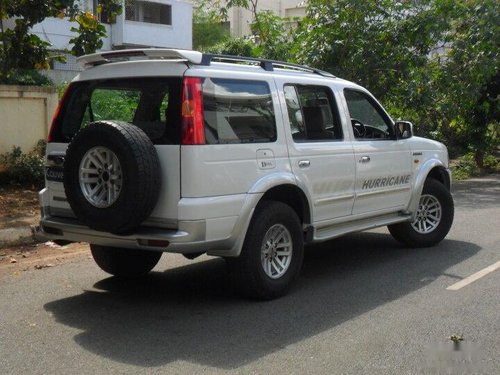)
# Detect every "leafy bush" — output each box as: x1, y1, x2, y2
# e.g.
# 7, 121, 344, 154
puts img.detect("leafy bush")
451, 153, 481, 180
0, 69, 53, 86
205, 37, 256, 57
483, 153, 500, 172
0, 140, 47, 188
